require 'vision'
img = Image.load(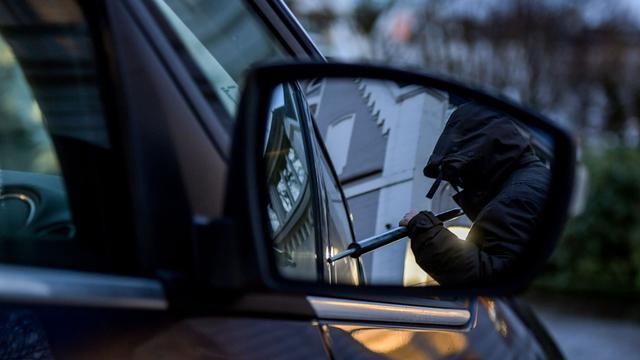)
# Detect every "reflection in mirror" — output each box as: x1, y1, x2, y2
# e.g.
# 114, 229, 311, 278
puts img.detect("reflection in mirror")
264, 83, 317, 281
264, 78, 553, 287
